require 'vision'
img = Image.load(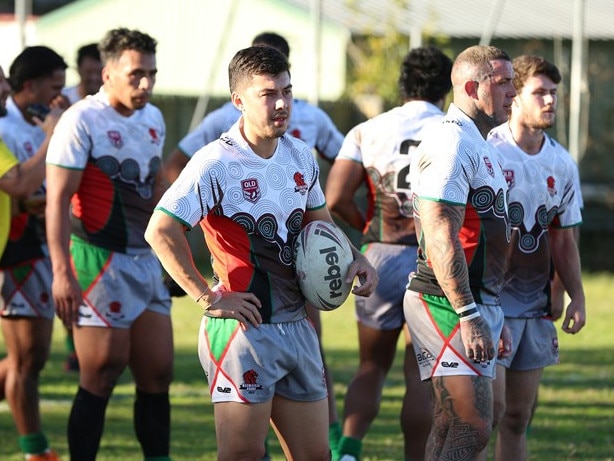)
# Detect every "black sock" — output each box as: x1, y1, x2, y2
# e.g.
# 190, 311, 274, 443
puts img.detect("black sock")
68, 387, 109, 461
134, 389, 171, 457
